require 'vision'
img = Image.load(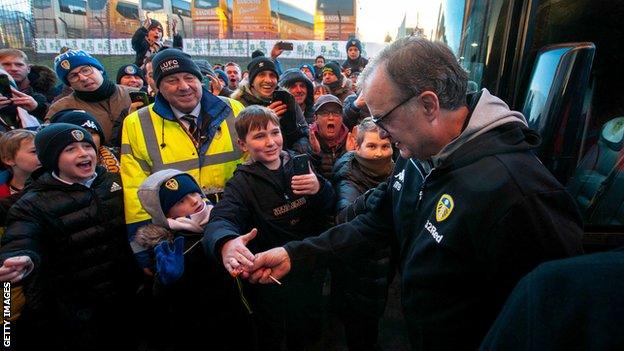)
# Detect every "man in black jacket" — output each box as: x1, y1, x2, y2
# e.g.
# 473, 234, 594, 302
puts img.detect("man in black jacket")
248, 37, 585, 350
